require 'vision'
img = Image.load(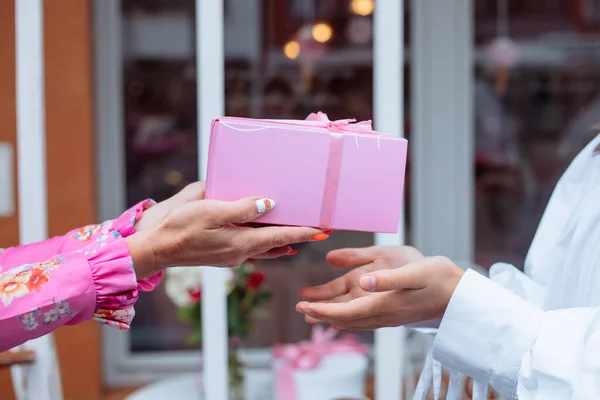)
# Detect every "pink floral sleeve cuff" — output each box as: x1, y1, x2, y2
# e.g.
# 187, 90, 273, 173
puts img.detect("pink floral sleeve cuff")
80, 232, 139, 330
69, 199, 163, 292
81, 199, 162, 330
110, 199, 163, 291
